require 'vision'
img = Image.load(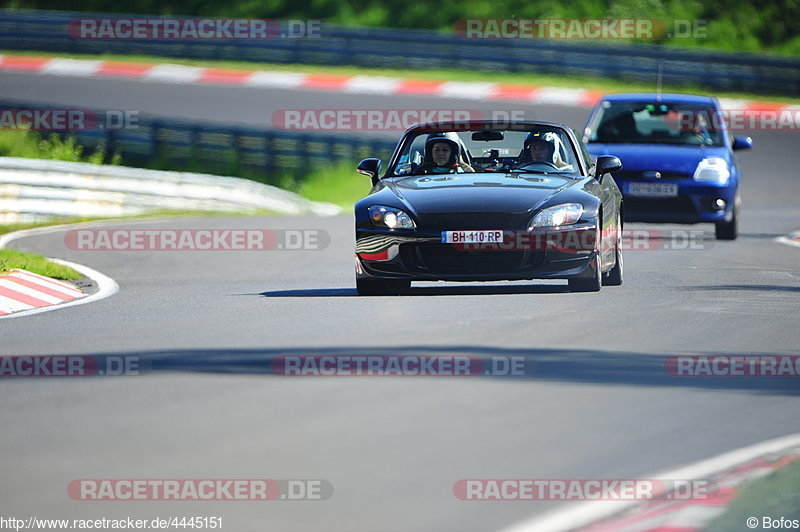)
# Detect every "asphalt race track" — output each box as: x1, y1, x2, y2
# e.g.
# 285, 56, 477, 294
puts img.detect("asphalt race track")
1, 70, 799, 531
